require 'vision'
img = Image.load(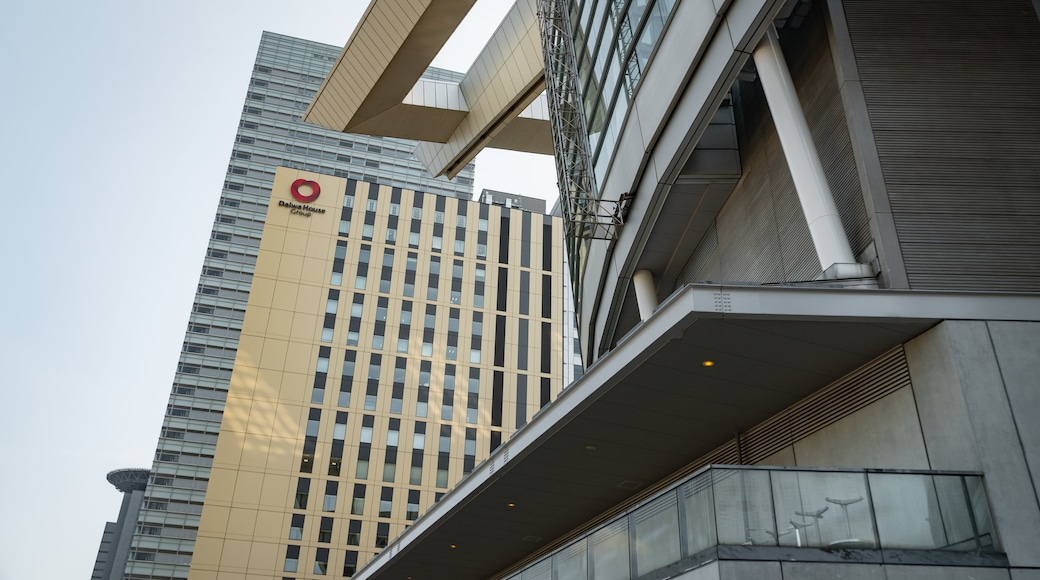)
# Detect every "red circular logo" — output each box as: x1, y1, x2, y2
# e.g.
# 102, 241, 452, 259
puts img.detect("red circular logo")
291, 179, 320, 203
